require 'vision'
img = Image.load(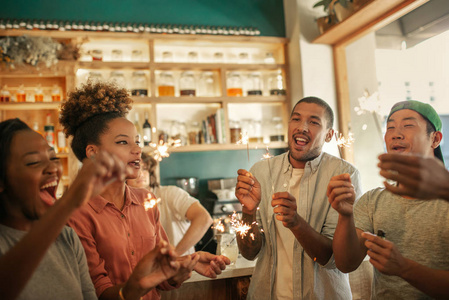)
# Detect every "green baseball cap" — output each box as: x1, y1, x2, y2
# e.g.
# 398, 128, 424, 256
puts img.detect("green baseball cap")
387, 100, 444, 164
